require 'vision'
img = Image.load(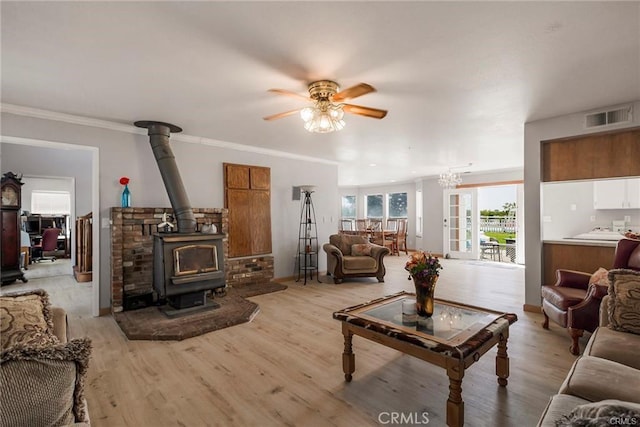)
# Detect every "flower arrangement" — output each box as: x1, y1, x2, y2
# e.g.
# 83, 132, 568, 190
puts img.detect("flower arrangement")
405, 250, 443, 281
119, 176, 130, 186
